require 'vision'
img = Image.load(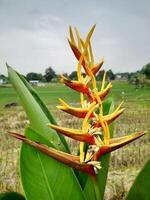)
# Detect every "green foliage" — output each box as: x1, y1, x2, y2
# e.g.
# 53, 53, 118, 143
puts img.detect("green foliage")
107, 69, 115, 80
21, 127, 85, 200
69, 71, 78, 80
26, 72, 46, 82
141, 63, 150, 79
44, 67, 56, 82
0, 192, 25, 200
126, 159, 150, 200
0, 74, 8, 83
7, 64, 66, 150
